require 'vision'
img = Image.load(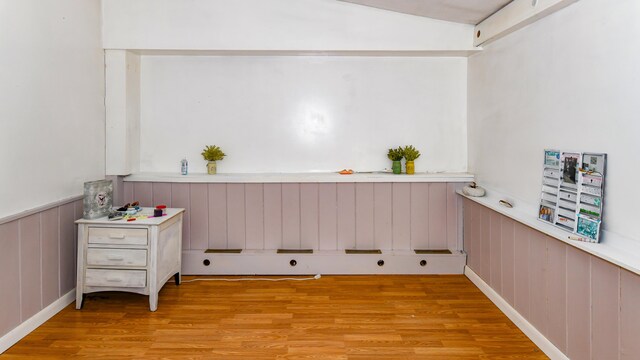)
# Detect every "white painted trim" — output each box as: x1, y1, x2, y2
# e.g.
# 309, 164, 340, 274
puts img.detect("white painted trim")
102, 0, 474, 52
182, 250, 467, 275
474, 0, 579, 46
124, 172, 475, 184
0, 196, 83, 226
128, 49, 482, 57
464, 266, 568, 360
0, 289, 75, 354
